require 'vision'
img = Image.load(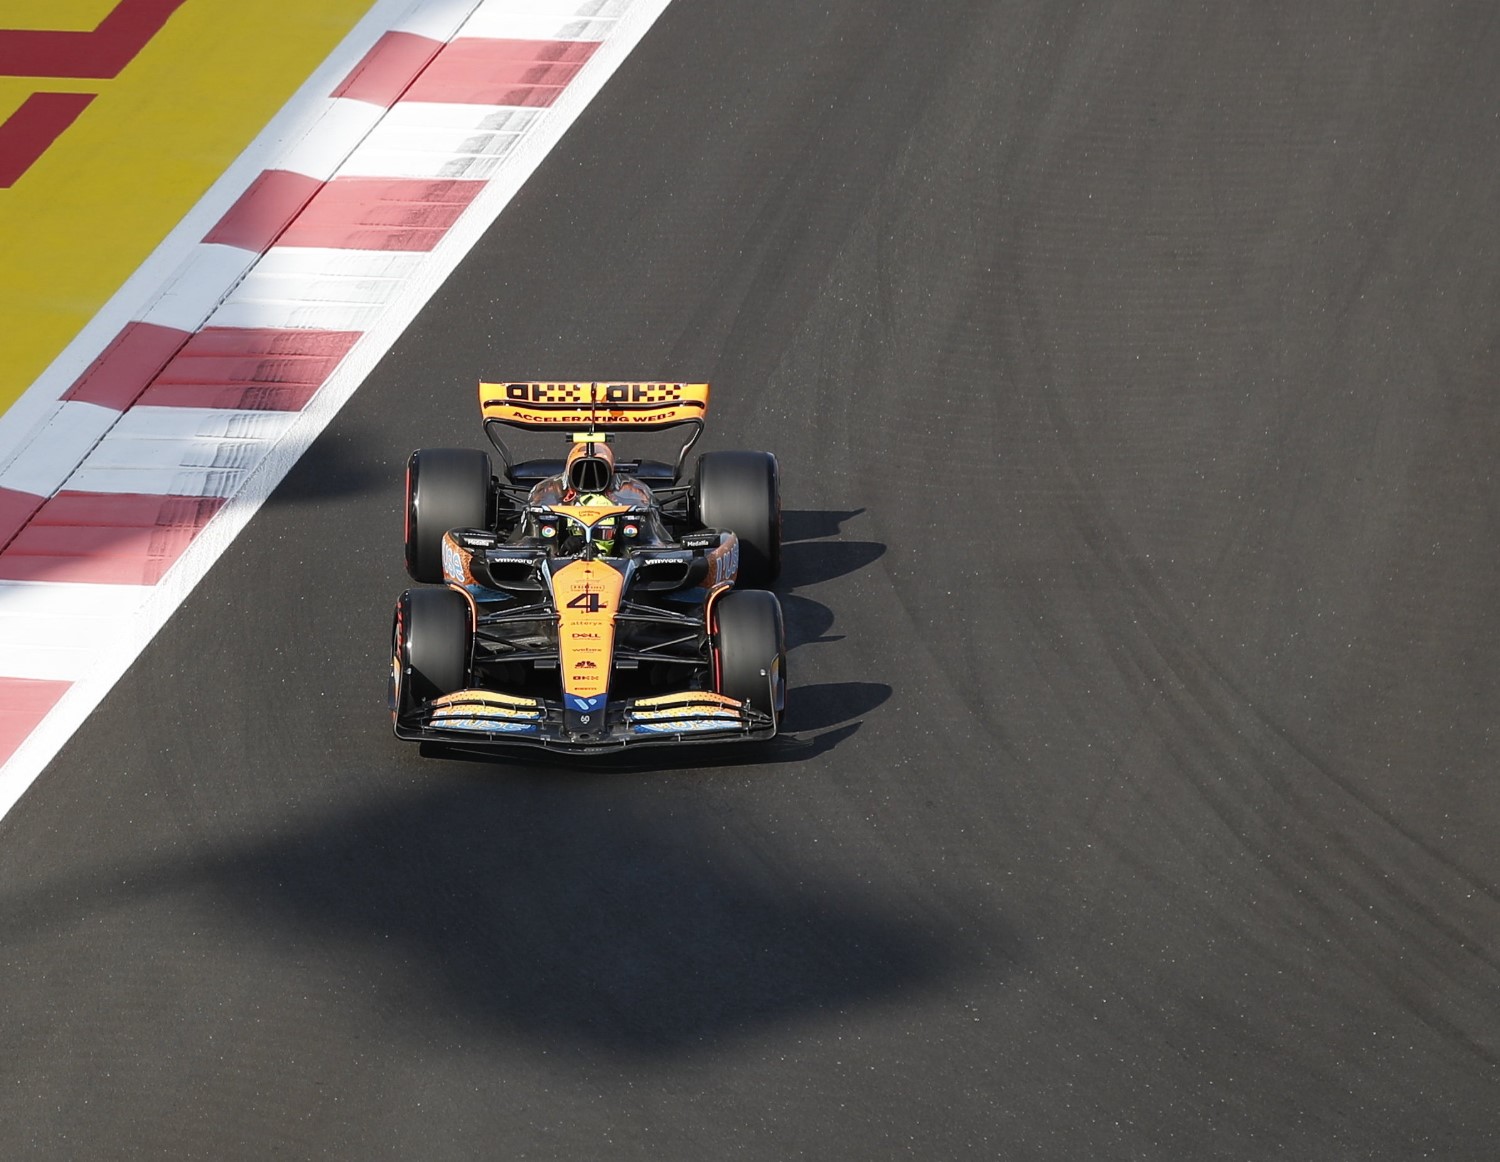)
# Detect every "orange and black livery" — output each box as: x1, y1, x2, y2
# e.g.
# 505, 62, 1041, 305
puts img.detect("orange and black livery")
389, 381, 785, 753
